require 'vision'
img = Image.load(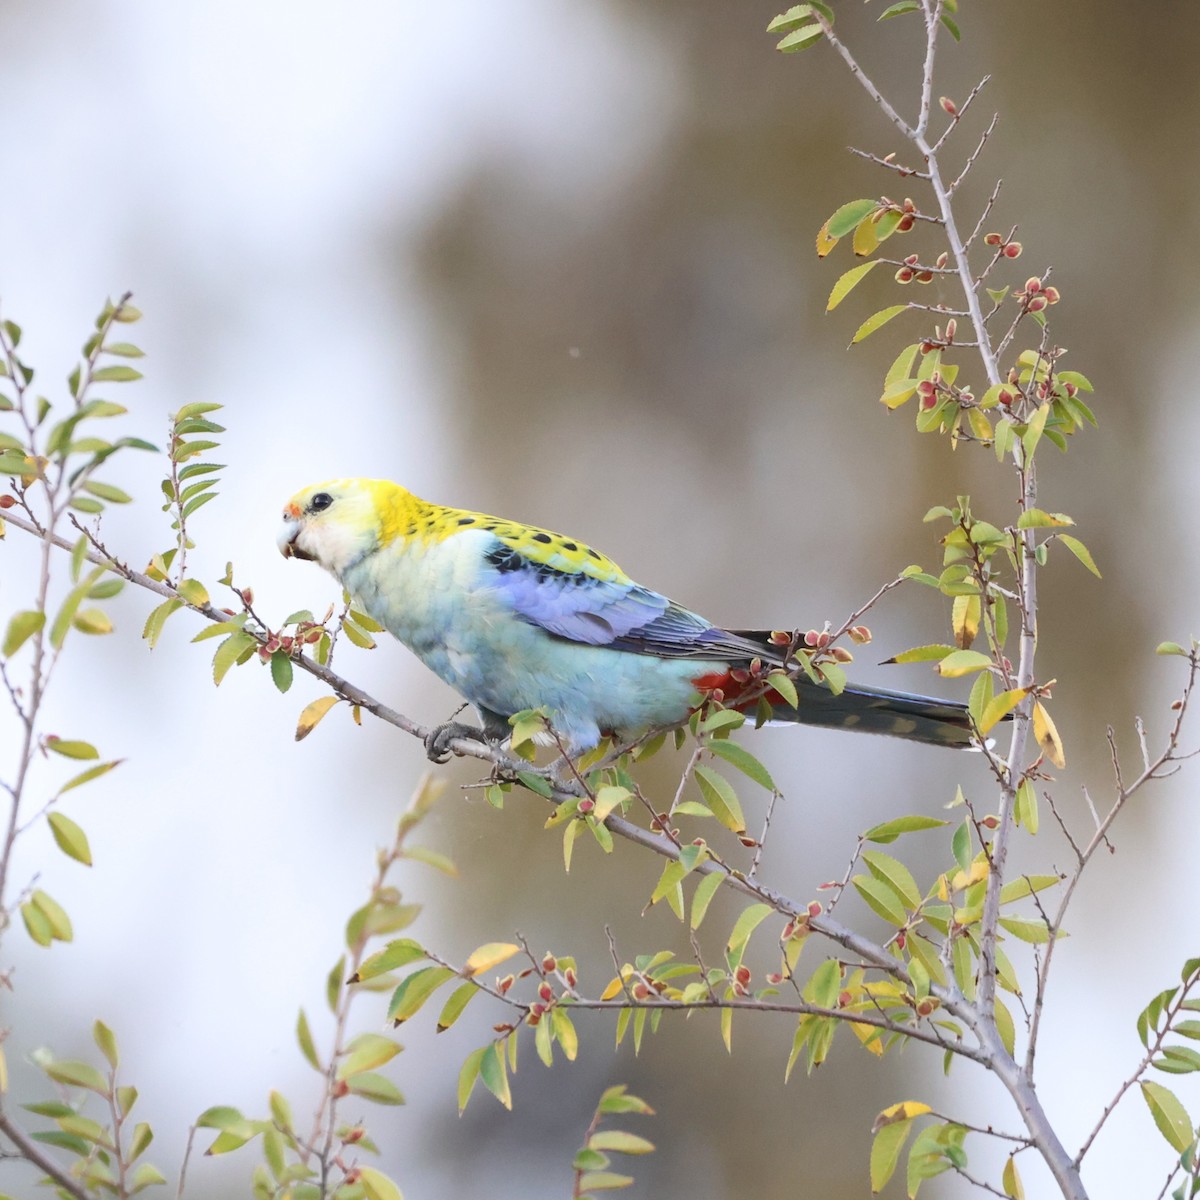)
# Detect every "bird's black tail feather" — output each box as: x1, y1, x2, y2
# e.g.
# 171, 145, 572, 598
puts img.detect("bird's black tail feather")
770, 679, 980, 749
